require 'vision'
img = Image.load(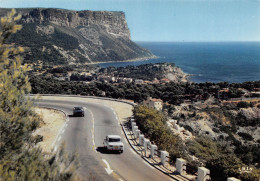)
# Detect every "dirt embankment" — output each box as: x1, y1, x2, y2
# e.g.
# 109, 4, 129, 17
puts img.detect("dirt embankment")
33, 108, 66, 152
